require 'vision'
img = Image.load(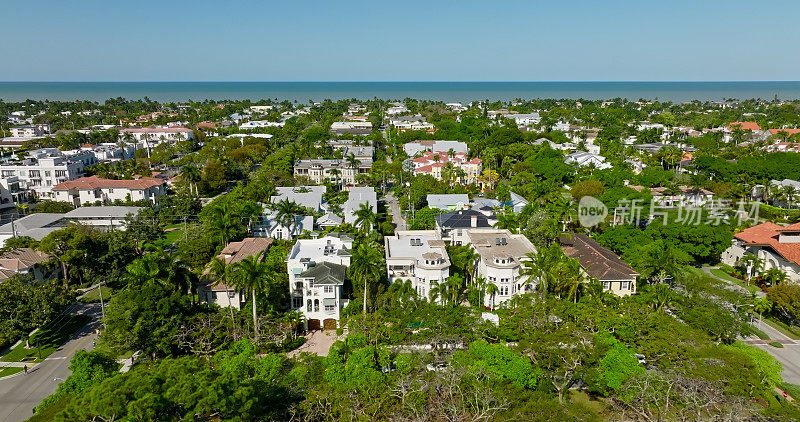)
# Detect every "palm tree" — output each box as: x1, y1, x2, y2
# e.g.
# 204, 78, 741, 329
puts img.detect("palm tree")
520, 243, 562, 297
180, 164, 202, 196
329, 168, 342, 189
349, 242, 385, 314
346, 153, 362, 172
231, 251, 271, 338
353, 203, 377, 235
647, 283, 675, 313
485, 281, 499, 310
274, 198, 301, 237
205, 256, 237, 323
125, 255, 161, 288
552, 257, 585, 303
493, 210, 519, 233
738, 254, 764, 283
207, 203, 239, 246
762, 268, 788, 286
